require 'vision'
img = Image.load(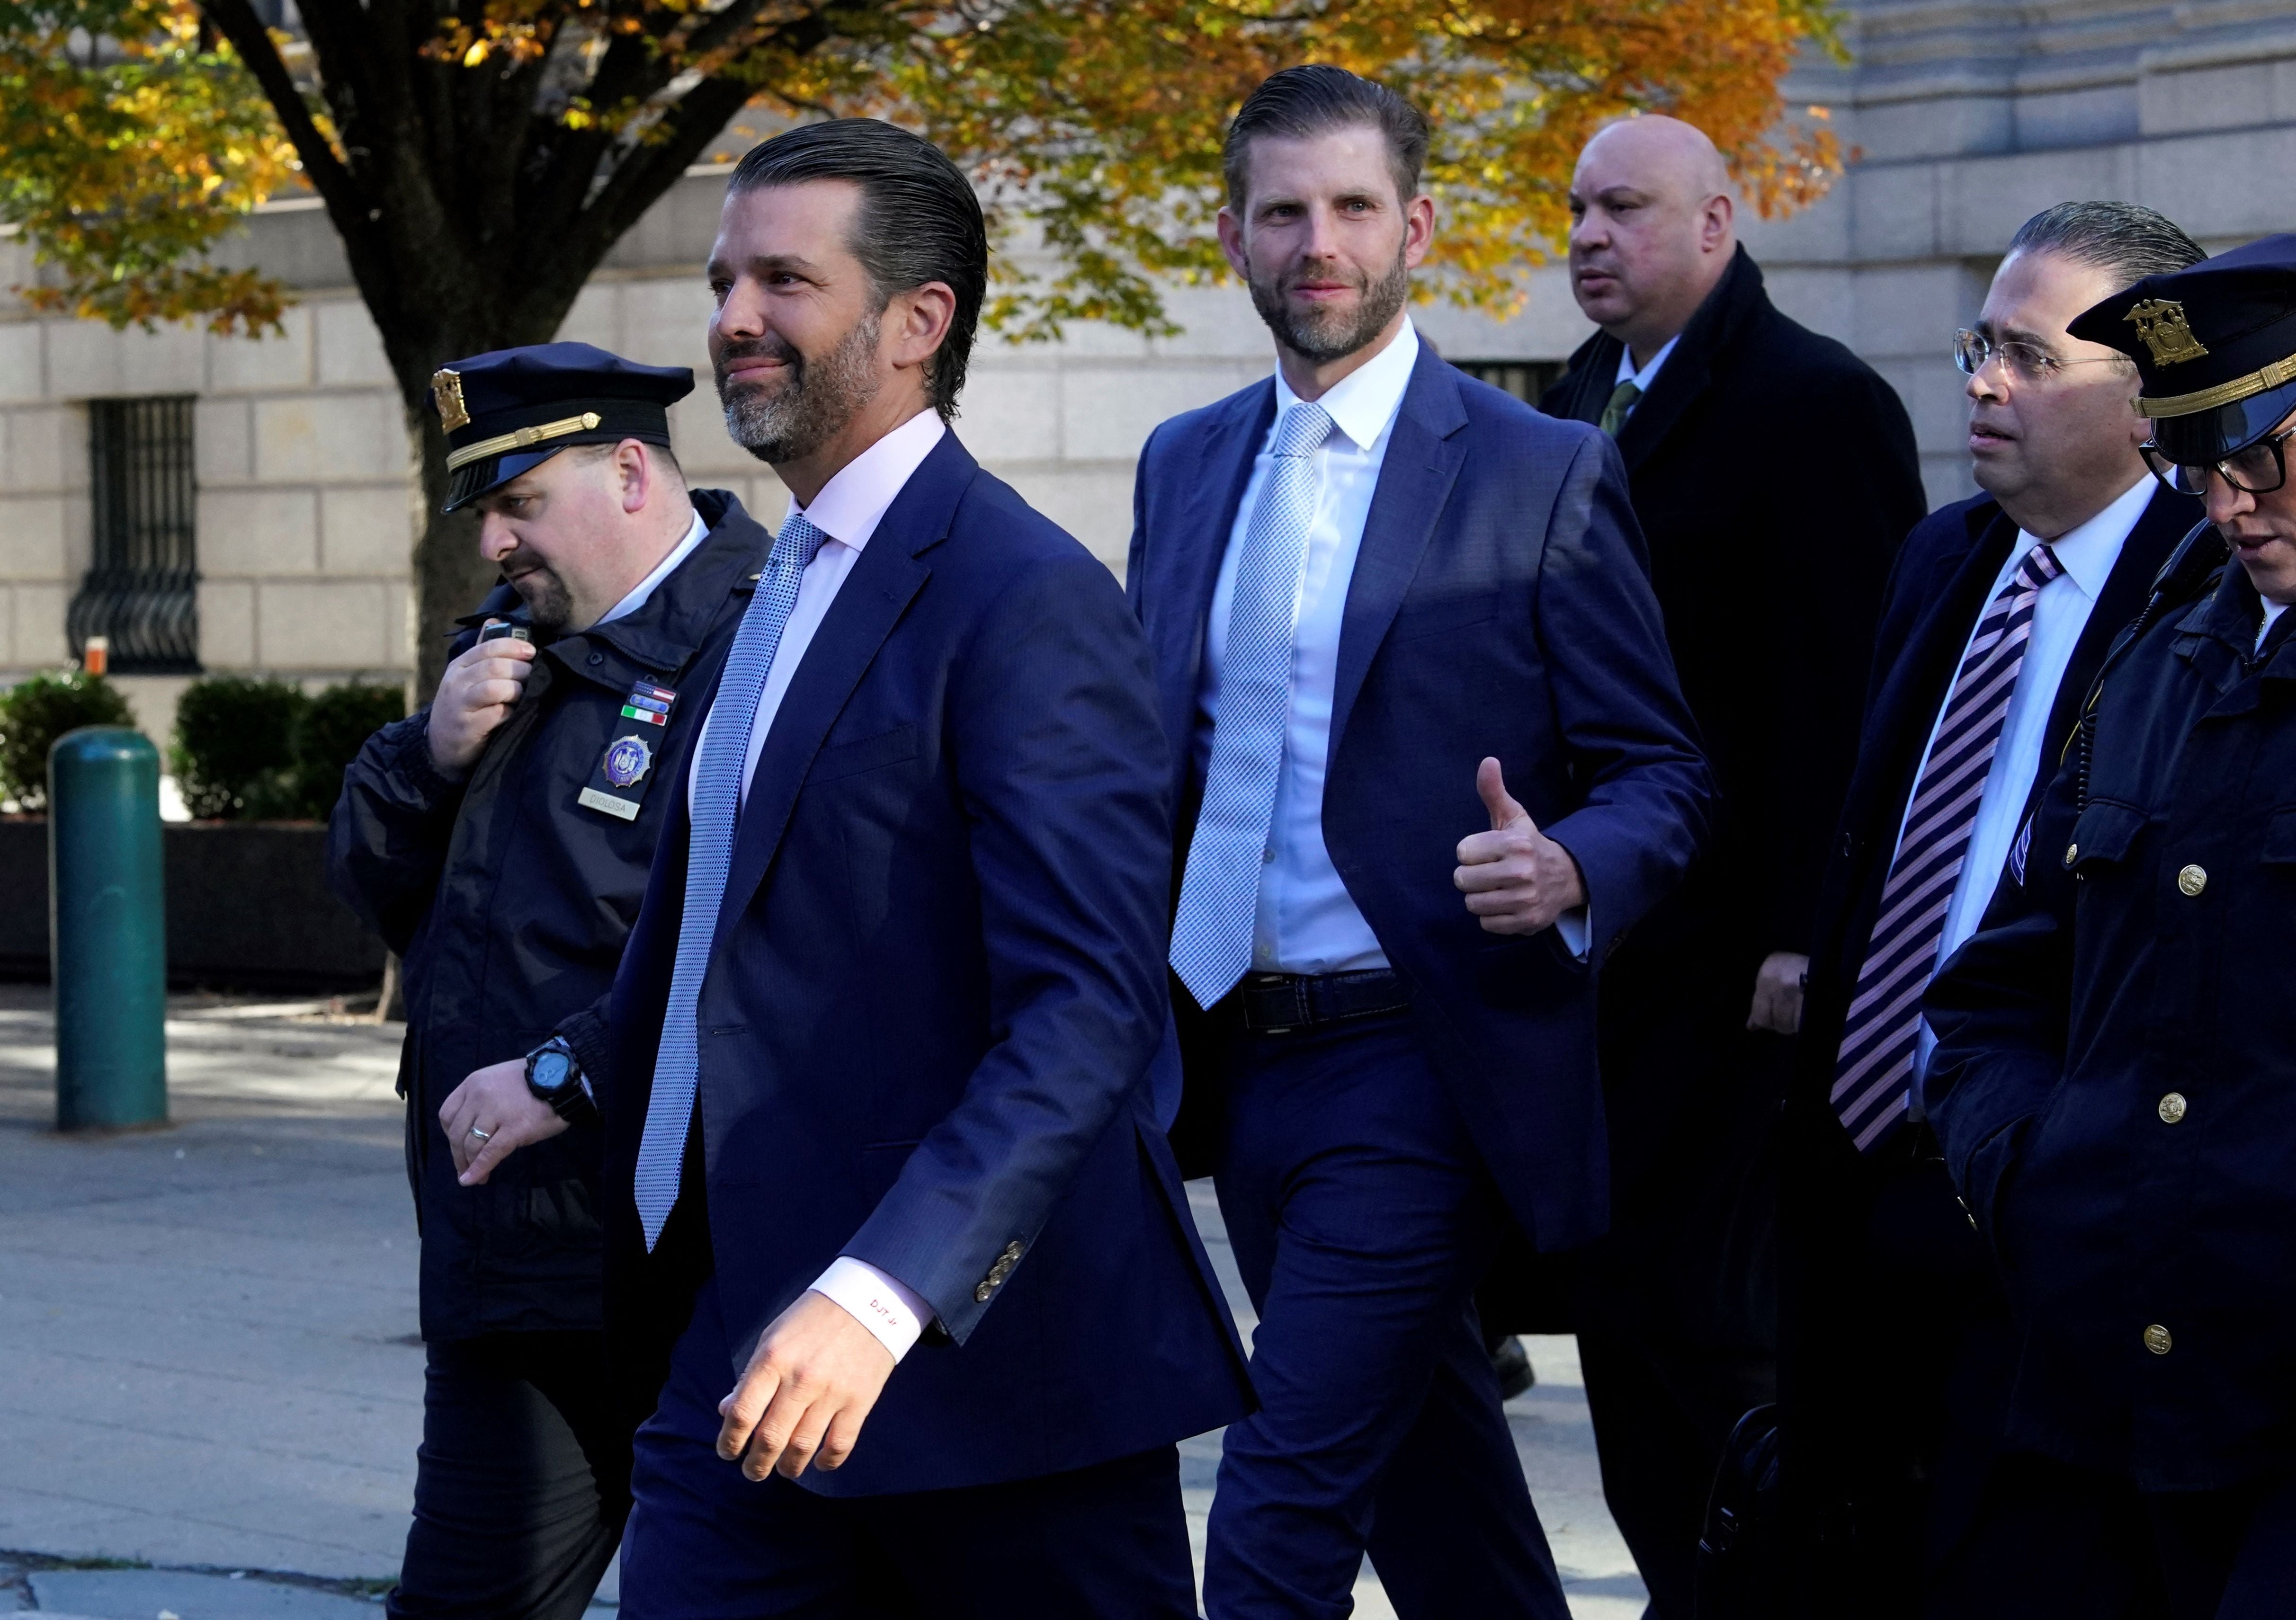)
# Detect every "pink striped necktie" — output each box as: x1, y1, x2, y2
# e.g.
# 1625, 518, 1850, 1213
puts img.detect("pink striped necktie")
1832, 541, 2064, 1151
